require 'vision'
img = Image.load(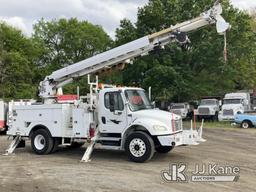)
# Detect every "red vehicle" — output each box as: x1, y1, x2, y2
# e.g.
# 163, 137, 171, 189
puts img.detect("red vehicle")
0, 100, 8, 132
